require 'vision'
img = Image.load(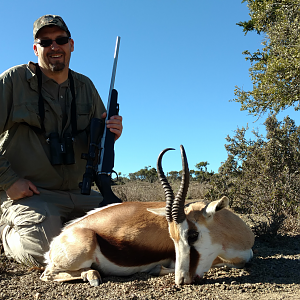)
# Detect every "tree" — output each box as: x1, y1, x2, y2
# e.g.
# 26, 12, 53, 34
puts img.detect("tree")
128, 166, 158, 183
167, 171, 180, 181
207, 115, 300, 235
195, 161, 209, 173
193, 161, 213, 182
234, 0, 300, 116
